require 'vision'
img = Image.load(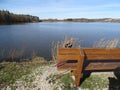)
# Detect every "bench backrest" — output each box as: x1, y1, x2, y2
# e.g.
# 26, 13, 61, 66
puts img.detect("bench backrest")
57, 48, 120, 71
